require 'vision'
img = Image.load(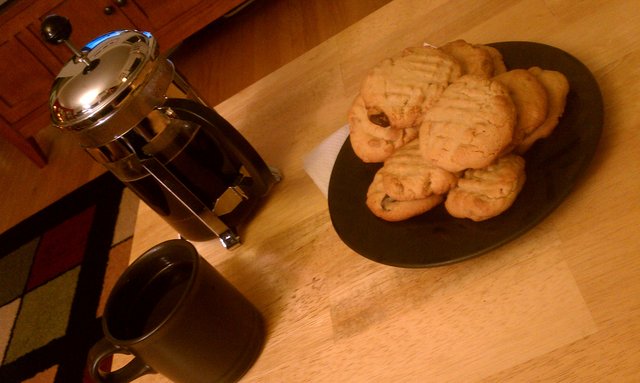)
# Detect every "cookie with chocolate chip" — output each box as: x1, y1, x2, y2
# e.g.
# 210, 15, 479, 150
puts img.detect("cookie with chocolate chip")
360, 45, 462, 130
348, 95, 418, 163
366, 171, 444, 222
